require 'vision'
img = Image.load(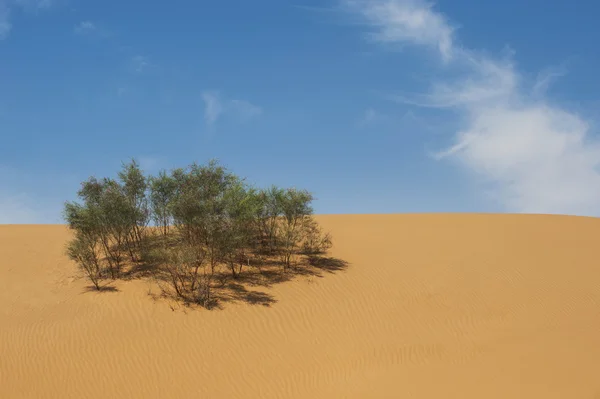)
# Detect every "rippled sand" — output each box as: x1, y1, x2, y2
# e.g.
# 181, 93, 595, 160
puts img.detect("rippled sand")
2, 214, 600, 398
